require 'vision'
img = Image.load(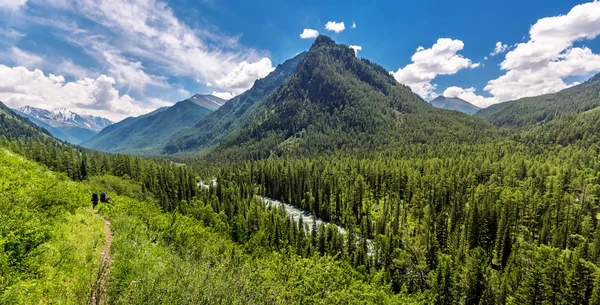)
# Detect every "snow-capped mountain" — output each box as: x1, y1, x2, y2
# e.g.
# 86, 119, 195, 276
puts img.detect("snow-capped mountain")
14, 106, 114, 144
17, 106, 113, 132
187, 94, 225, 111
